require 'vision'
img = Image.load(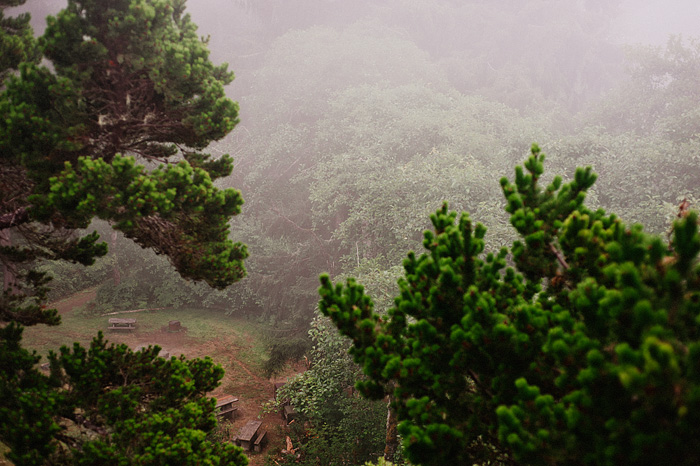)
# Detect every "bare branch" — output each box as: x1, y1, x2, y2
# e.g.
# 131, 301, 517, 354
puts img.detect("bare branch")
0, 206, 29, 230
549, 243, 569, 270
